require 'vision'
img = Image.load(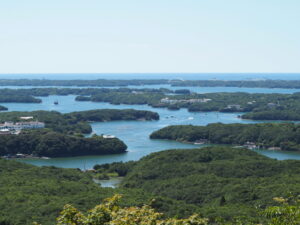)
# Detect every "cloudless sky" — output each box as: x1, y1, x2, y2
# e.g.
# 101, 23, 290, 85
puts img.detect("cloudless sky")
0, 0, 299, 73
